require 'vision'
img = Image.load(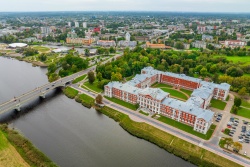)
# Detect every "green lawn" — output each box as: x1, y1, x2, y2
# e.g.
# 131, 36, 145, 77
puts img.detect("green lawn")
63, 87, 79, 99
241, 99, 250, 108
161, 88, 188, 100
153, 83, 173, 88
214, 55, 250, 65
157, 115, 216, 140
72, 74, 87, 84
105, 96, 138, 111
77, 93, 95, 104
139, 110, 149, 116
83, 81, 103, 93
210, 99, 227, 110
237, 107, 250, 119
32, 46, 50, 52
180, 88, 193, 96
